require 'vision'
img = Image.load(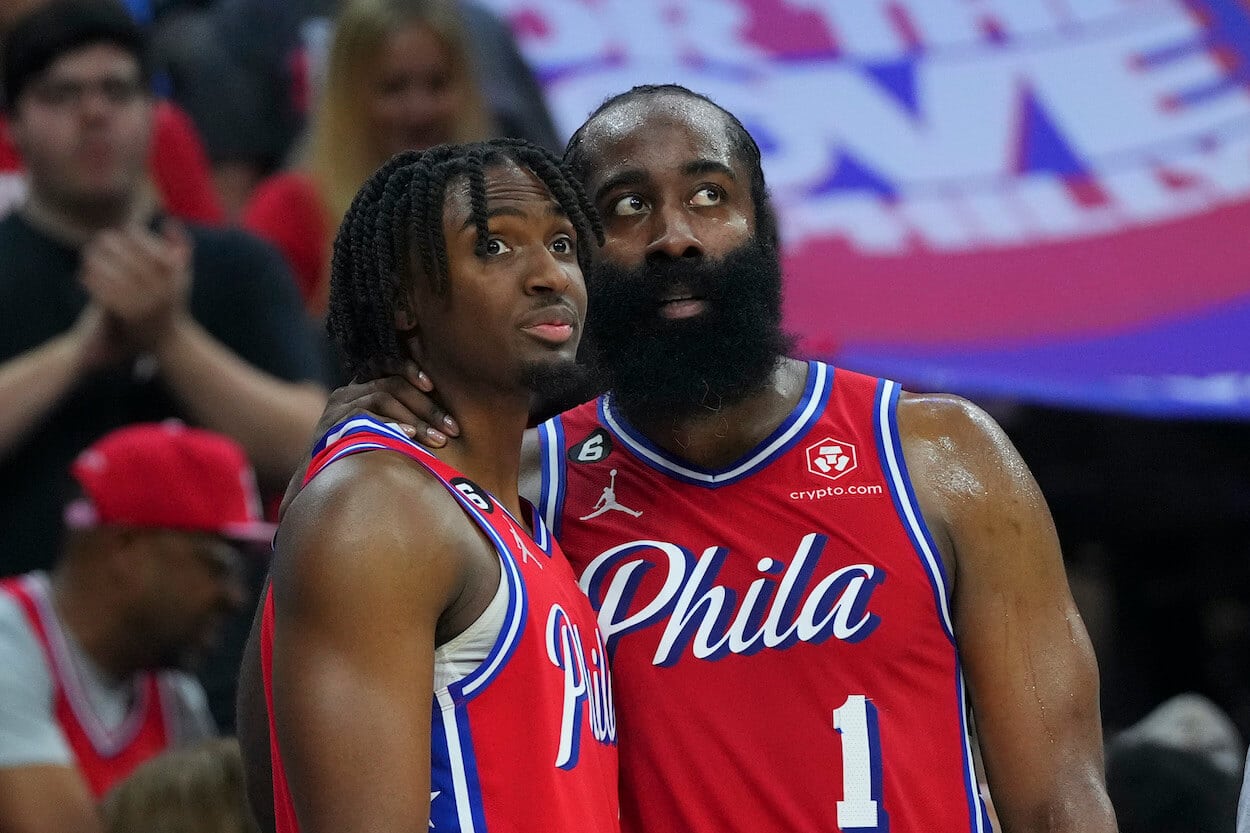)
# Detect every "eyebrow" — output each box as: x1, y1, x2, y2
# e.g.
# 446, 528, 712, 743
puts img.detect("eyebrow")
459, 202, 567, 231
593, 170, 648, 204
593, 158, 738, 204
682, 159, 737, 180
